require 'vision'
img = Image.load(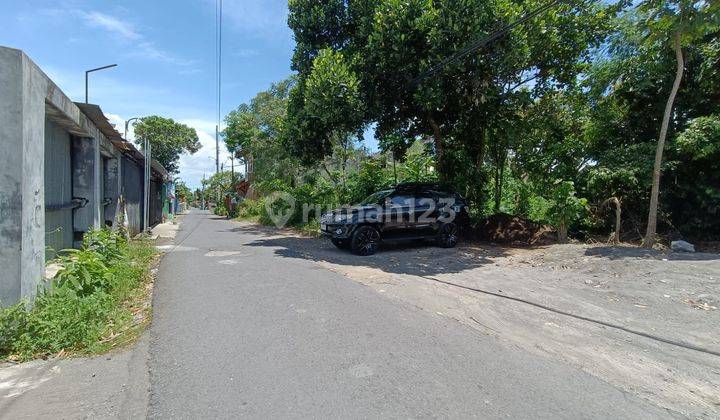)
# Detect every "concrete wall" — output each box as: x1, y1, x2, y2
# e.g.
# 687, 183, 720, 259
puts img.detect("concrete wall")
0, 47, 47, 305
0, 45, 169, 306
